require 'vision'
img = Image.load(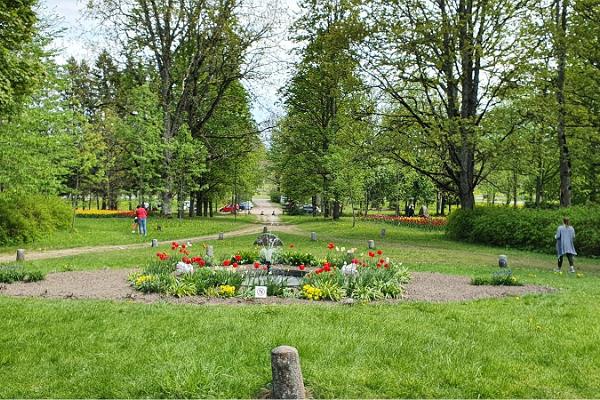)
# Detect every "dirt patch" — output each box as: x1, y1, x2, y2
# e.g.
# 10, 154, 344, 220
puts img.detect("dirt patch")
0, 269, 554, 304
